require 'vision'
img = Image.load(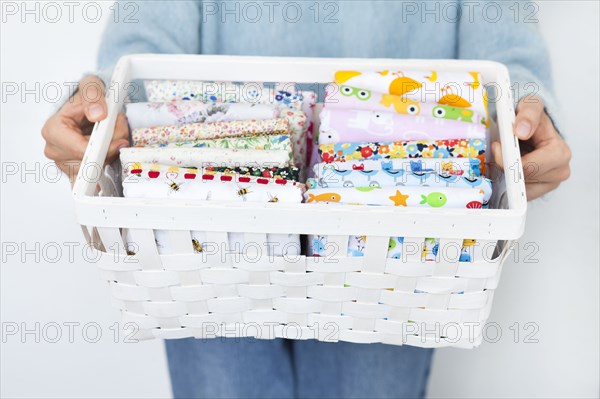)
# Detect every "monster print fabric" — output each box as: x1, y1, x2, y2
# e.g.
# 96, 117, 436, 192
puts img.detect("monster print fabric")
331, 69, 488, 119
131, 118, 289, 147
125, 101, 278, 130
304, 186, 485, 208
318, 108, 486, 144
324, 84, 486, 126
